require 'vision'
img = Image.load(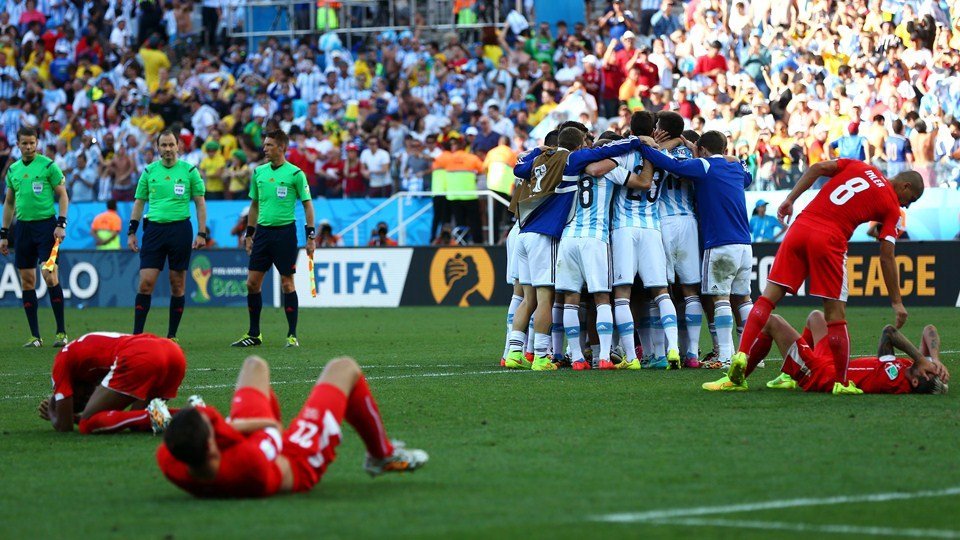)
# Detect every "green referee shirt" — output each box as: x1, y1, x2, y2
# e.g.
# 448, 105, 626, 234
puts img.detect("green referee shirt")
6, 155, 65, 221
250, 161, 309, 226
135, 159, 205, 223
